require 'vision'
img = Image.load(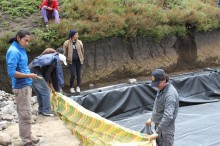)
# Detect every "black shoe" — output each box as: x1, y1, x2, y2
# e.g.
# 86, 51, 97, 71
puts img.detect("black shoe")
42, 112, 54, 117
